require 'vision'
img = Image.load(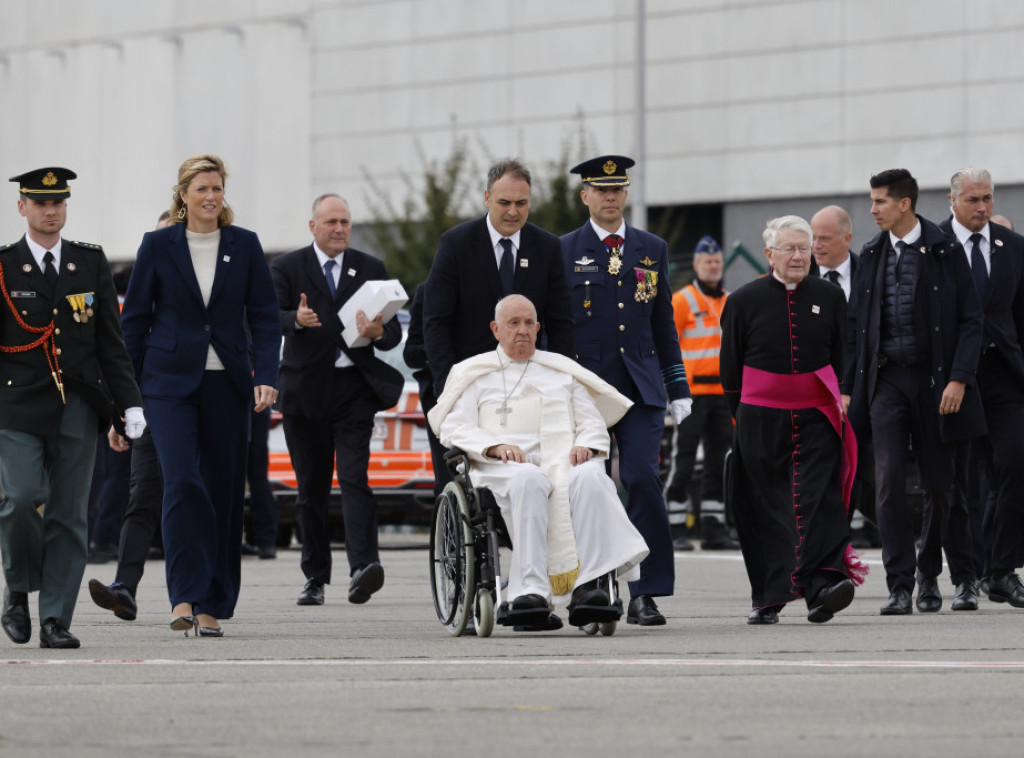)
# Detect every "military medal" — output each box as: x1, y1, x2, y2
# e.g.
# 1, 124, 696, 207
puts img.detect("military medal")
634, 268, 658, 303
608, 247, 622, 275
66, 292, 94, 323
84, 293, 94, 319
